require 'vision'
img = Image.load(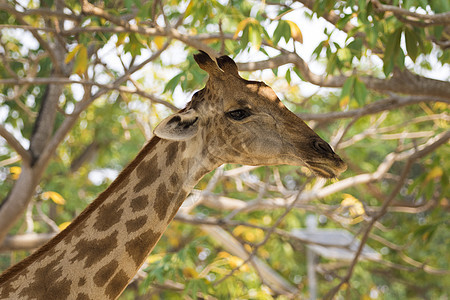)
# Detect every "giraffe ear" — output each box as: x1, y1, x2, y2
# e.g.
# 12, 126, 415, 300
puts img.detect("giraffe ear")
153, 109, 199, 141
217, 55, 240, 77
194, 51, 222, 76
